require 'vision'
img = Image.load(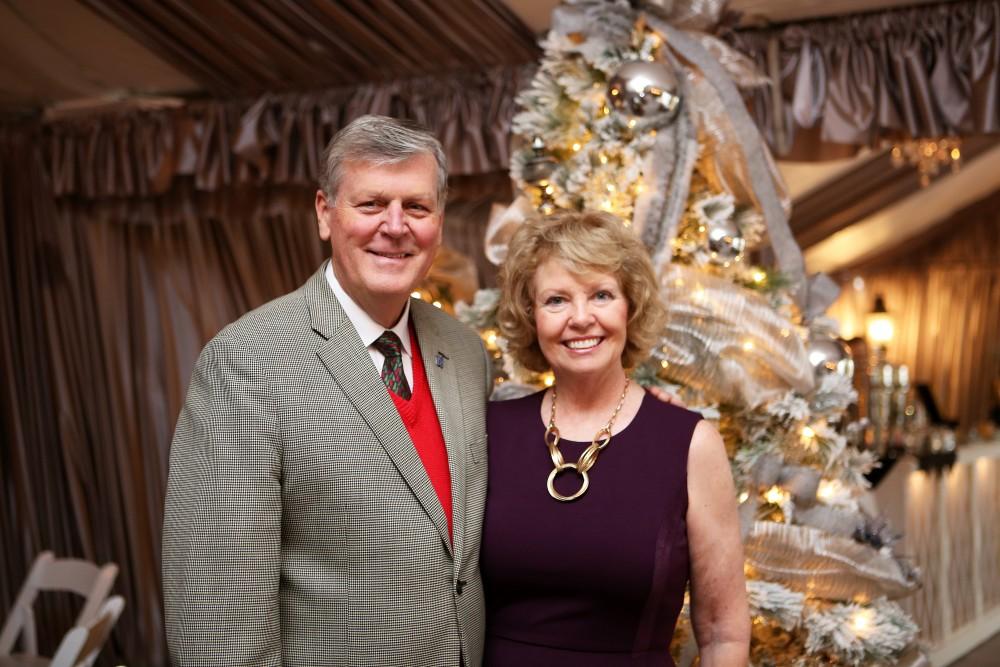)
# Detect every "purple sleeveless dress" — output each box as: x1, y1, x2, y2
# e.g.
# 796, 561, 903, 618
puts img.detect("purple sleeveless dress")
481, 390, 702, 666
